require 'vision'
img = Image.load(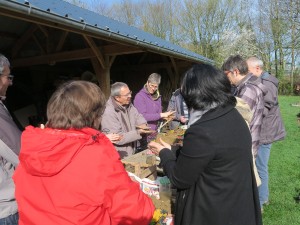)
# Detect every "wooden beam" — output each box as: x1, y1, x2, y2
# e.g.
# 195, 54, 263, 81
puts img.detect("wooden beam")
91, 58, 111, 98
169, 57, 180, 88
11, 45, 144, 68
111, 61, 191, 72
83, 35, 106, 69
55, 31, 68, 52
103, 44, 144, 56
12, 24, 38, 58
170, 57, 179, 77
37, 24, 49, 38
108, 55, 116, 67
11, 48, 95, 67
32, 34, 46, 55
138, 52, 148, 64
0, 31, 18, 40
